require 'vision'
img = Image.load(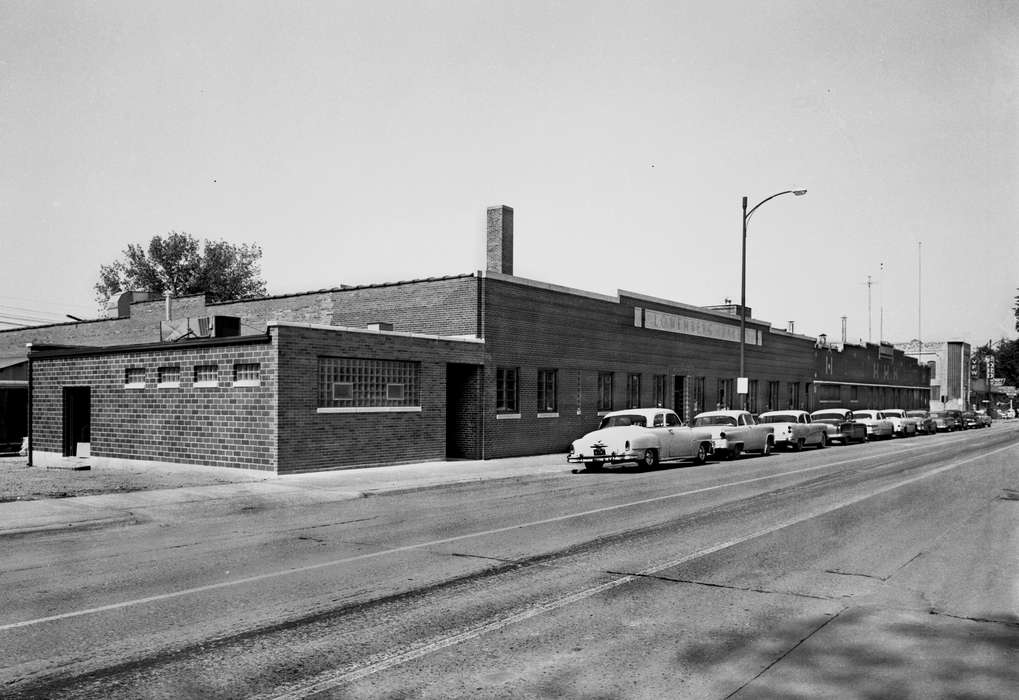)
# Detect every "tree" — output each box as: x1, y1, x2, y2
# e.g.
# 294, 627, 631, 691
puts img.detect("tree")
95, 232, 267, 306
